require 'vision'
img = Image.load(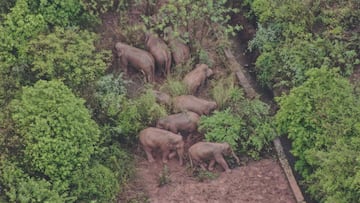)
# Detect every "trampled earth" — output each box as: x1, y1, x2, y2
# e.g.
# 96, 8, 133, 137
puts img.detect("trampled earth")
119, 156, 296, 203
